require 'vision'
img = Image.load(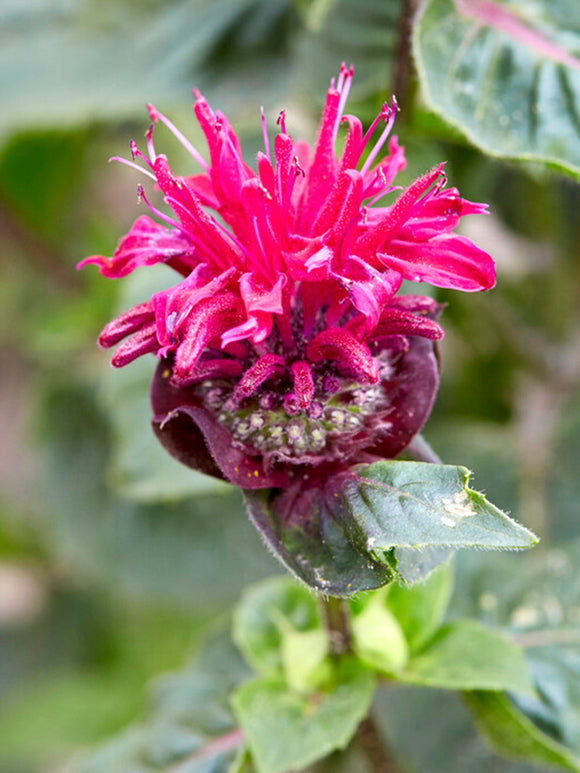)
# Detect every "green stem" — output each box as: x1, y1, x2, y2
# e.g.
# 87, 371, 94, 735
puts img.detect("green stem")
321, 597, 400, 772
